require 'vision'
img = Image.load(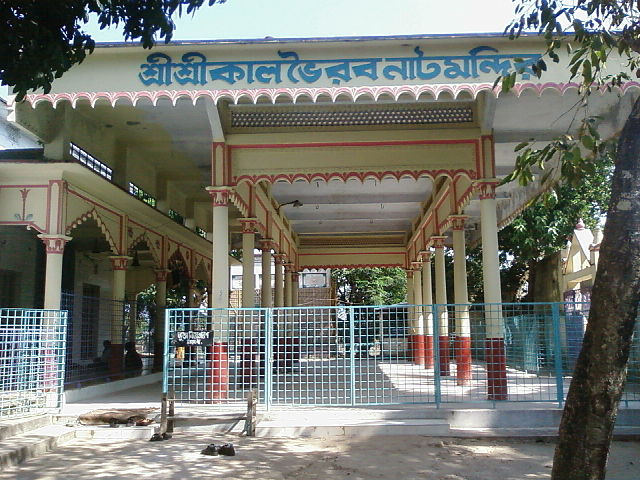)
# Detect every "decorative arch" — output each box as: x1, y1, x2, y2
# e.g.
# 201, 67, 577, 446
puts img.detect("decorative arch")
128, 231, 161, 267
23, 81, 640, 109
65, 208, 118, 253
